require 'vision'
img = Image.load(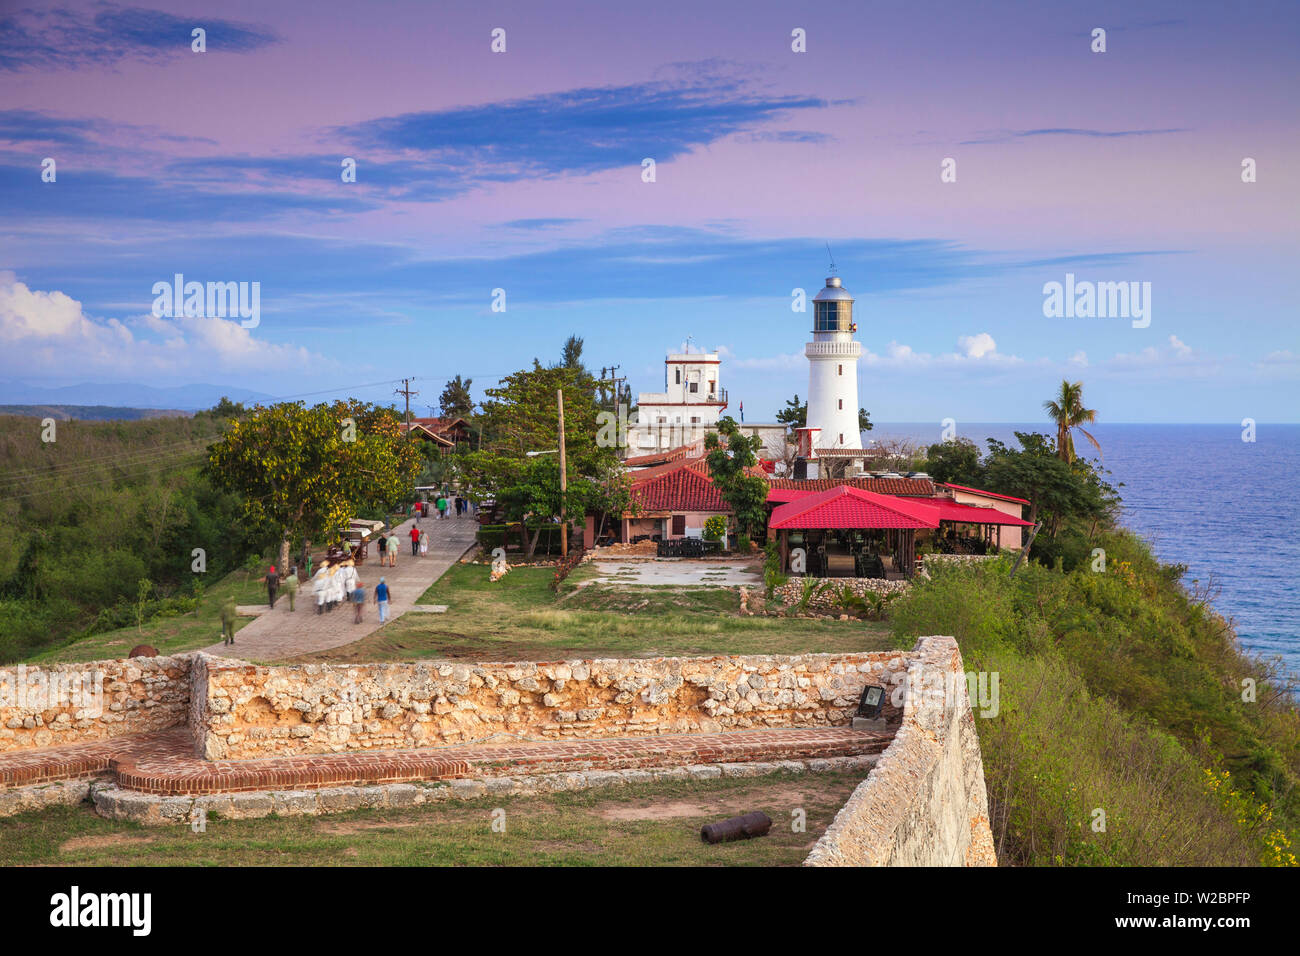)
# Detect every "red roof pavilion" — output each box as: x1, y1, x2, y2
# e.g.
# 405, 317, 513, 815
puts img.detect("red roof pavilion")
769, 485, 941, 530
